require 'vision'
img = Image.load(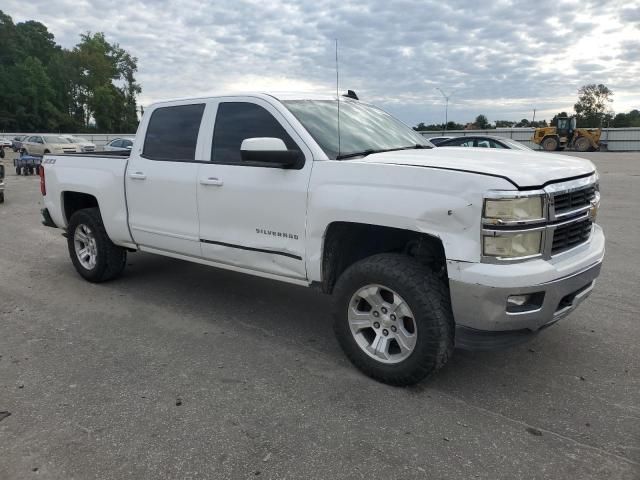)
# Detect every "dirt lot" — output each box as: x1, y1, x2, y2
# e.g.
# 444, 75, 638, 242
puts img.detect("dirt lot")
0, 150, 638, 479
